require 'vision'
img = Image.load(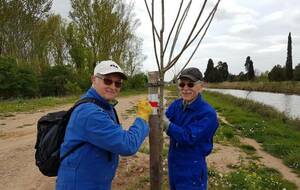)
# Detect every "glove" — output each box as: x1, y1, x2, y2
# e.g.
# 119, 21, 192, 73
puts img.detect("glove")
136, 100, 153, 122
163, 111, 170, 132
